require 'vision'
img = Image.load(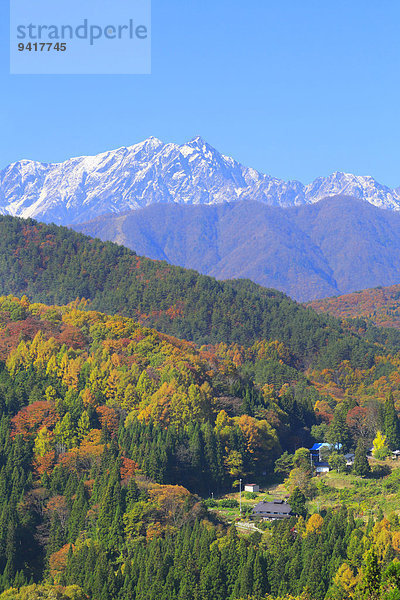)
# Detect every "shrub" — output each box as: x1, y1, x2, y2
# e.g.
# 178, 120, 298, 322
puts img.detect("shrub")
203, 498, 217, 508
371, 464, 391, 479
243, 491, 258, 499
219, 499, 239, 508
